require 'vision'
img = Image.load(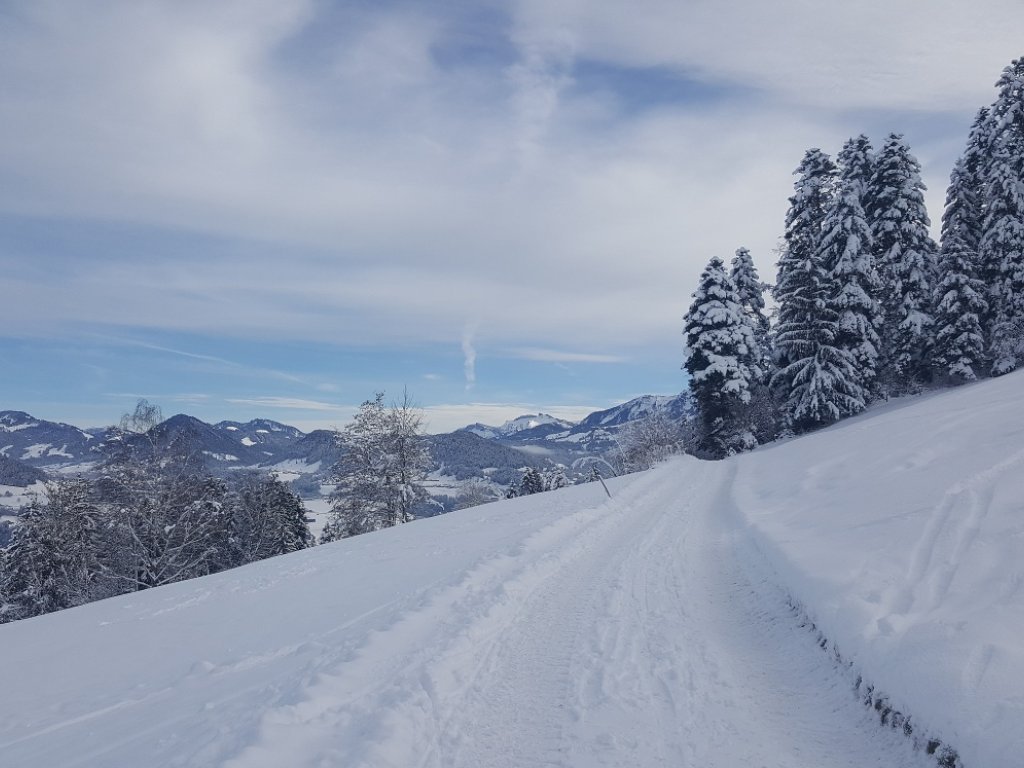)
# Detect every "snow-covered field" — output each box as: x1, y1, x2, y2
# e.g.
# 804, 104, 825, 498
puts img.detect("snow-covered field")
1, 374, 1021, 767
0, 480, 46, 508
